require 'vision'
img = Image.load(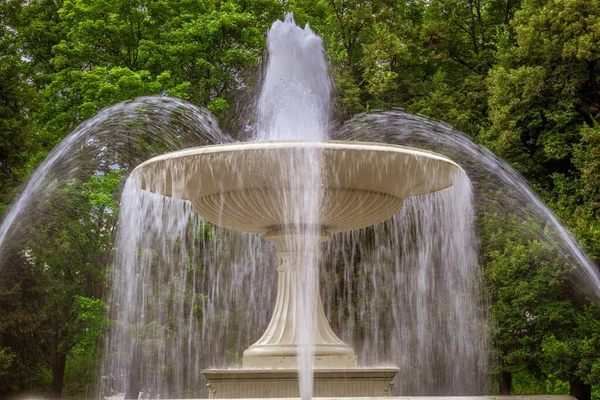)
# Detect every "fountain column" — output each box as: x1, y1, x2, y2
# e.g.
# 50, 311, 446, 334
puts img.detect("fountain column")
243, 229, 357, 368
